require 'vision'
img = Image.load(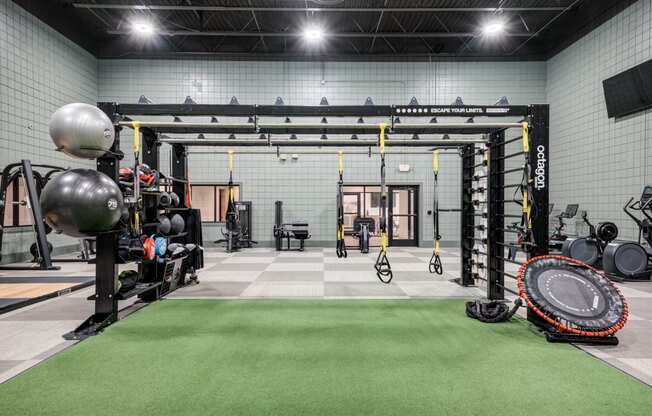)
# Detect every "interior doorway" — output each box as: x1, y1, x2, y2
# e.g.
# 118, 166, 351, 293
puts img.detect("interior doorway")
388, 186, 419, 246
341, 185, 419, 248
